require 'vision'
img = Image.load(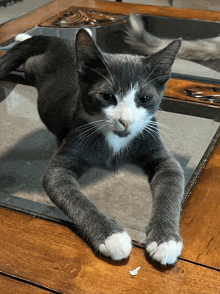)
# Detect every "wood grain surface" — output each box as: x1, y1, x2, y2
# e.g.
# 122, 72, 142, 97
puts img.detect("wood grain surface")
0, 274, 53, 294
181, 139, 220, 270
0, 1, 220, 292
1, 0, 220, 45
165, 79, 220, 108
0, 207, 220, 294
